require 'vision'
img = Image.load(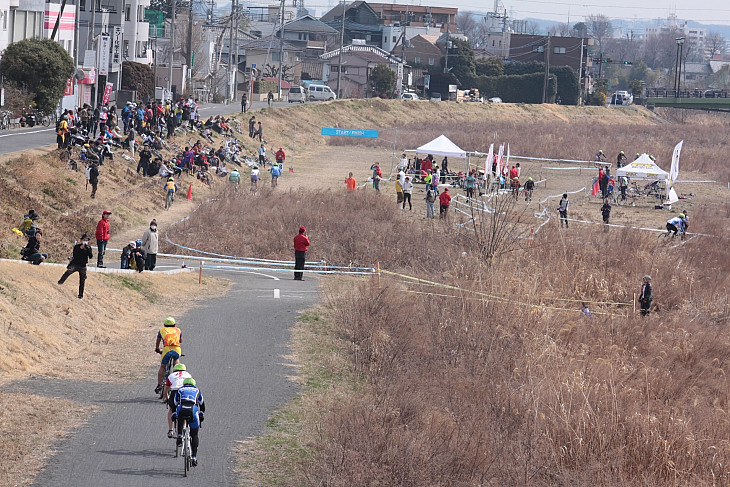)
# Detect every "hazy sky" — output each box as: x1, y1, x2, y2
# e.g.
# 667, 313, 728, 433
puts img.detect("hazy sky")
304, 0, 730, 25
